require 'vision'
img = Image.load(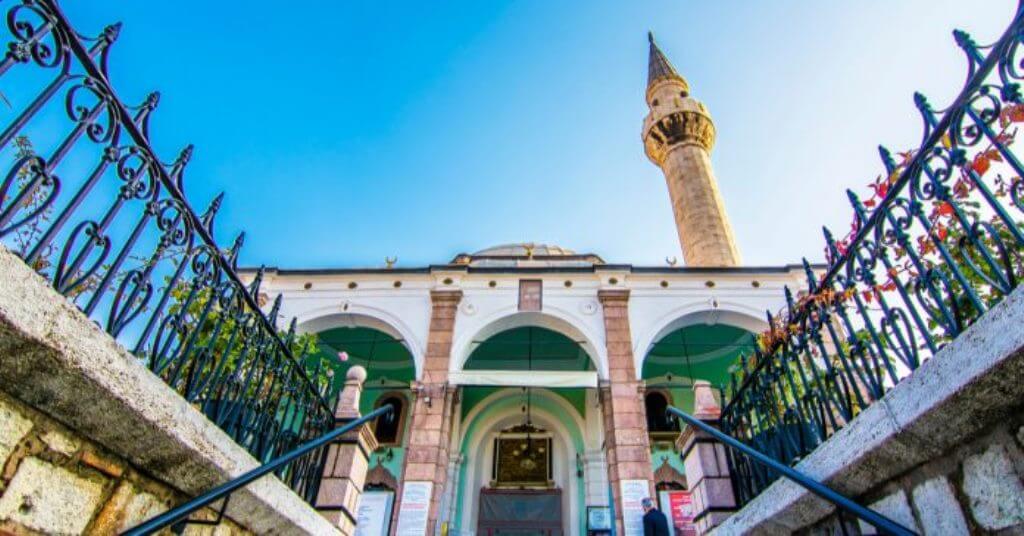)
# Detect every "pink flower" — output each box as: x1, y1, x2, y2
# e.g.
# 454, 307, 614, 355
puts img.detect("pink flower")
337, 351, 349, 362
